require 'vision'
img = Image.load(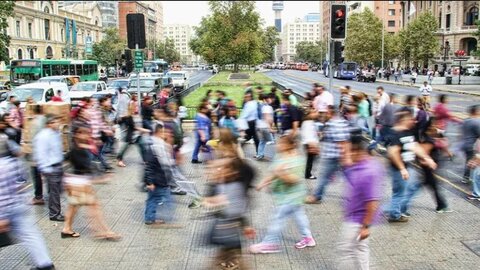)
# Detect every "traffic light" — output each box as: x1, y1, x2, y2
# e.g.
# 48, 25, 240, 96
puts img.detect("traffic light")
331, 4, 347, 39
333, 41, 344, 64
